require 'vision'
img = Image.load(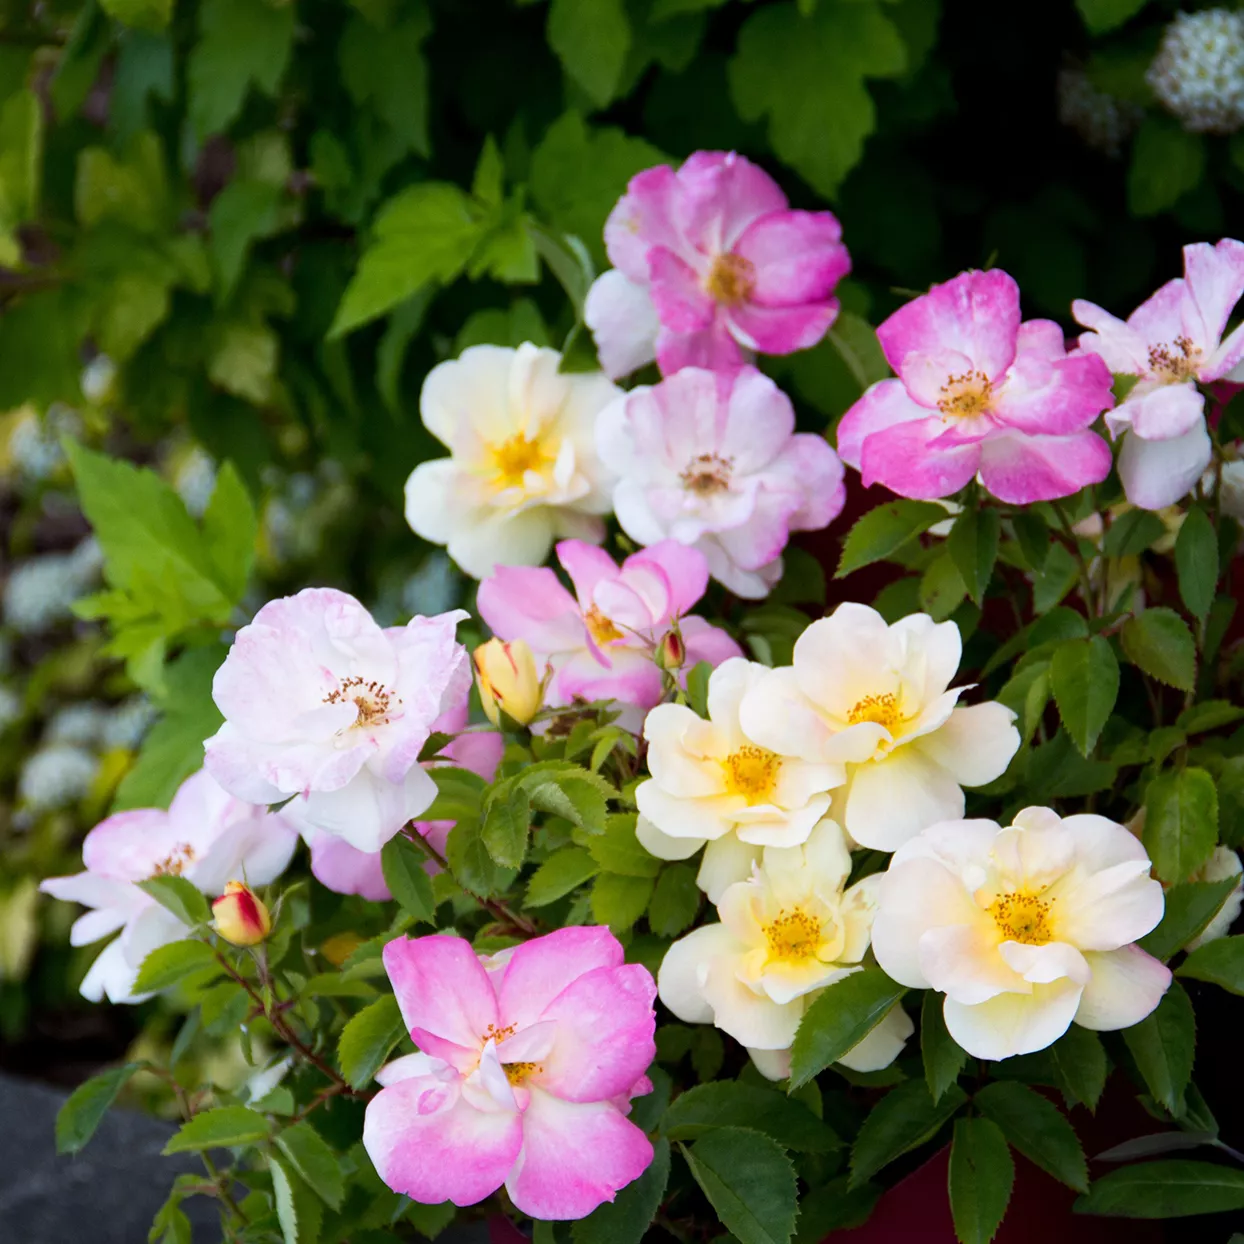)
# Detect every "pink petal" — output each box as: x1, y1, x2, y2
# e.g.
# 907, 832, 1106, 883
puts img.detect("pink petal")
532, 963, 656, 1102
655, 320, 745, 375
309, 834, 390, 901
554, 647, 664, 711
859, 415, 981, 500
1072, 299, 1150, 374
992, 348, 1115, 436
363, 1072, 522, 1207
81, 809, 175, 881
680, 617, 744, 672
764, 433, 846, 532
977, 429, 1112, 504
442, 728, 504, 782
1107, 382, 1204, 441
622, 540, 710, 618
584, 270, 660, 381
383, 935, 498, 1069
733, 209, 850, 305
604, 165, 680, 282
1013, 318, 1067, 361
676, 151, 788, 252
1118, 421, 1212, 510
719, 366, 797, 471
836, 379, 930, 470
726, 299, 838, 356
505, 1089, 654, 1220
1182, 238, 1244, 363
556, 540, 622, 609
476, 566, 582, 655
879, 269, 1021, 384
497, 926, 624, 1033
1127, 277, 1200, 355
648, 247, 715, 333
